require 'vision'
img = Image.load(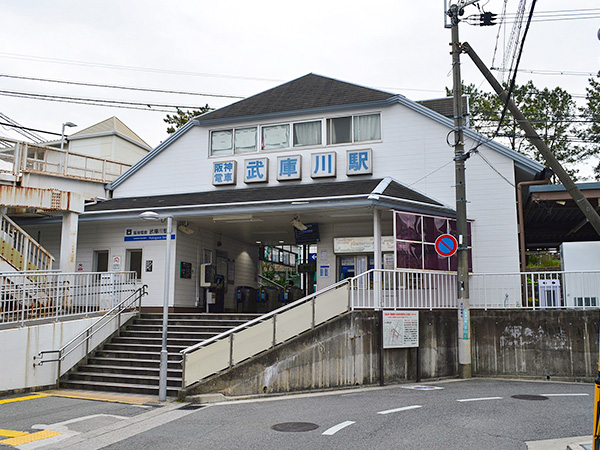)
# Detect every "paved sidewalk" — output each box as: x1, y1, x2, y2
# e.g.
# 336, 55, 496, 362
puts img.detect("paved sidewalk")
526, 435, 591, 450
